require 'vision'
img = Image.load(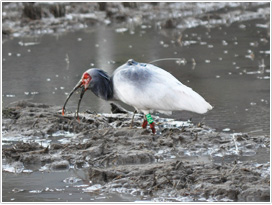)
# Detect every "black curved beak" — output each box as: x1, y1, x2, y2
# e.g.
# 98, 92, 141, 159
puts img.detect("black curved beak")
62, 80, 86, 120
76, 86, 86, 120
